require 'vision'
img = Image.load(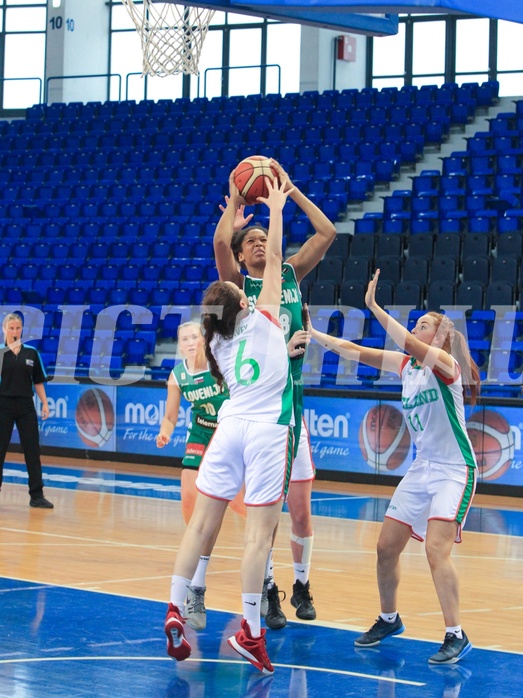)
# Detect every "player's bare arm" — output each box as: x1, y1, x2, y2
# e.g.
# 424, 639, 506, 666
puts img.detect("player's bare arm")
365, 270, 455, 377
256, 177, 293, 313
213, 170, 245, 286
270, 160, 337, 282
